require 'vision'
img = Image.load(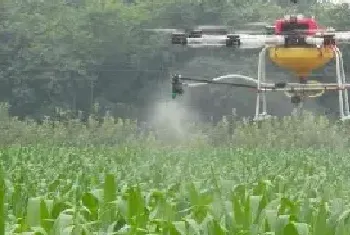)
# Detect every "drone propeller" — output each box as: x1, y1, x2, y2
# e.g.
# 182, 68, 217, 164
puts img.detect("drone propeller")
232, 29, 268, 35
144, 24, 270, 35
143, 28, 185, 34
243, 21, 271, 27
